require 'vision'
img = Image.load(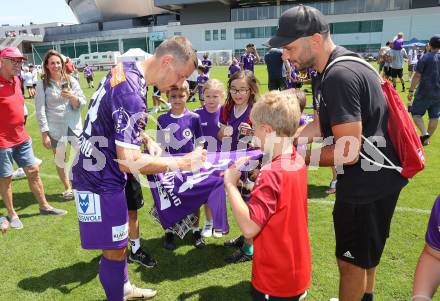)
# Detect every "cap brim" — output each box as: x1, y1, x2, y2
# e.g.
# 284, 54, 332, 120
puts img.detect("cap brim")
8, 55, 27, 61
264, 35, 296, 48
